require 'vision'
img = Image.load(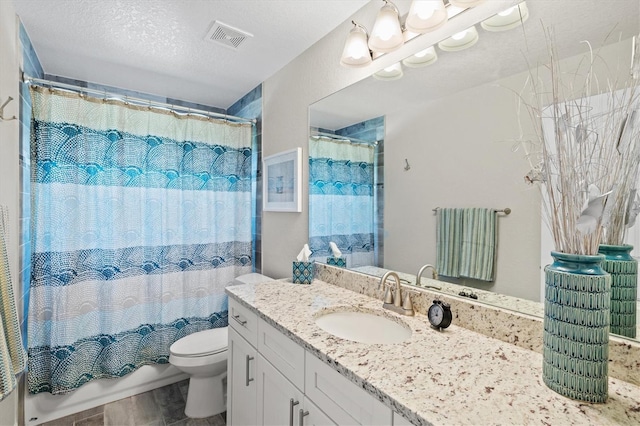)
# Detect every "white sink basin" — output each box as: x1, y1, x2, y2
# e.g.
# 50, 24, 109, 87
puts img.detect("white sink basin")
314, 309, 411, 344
